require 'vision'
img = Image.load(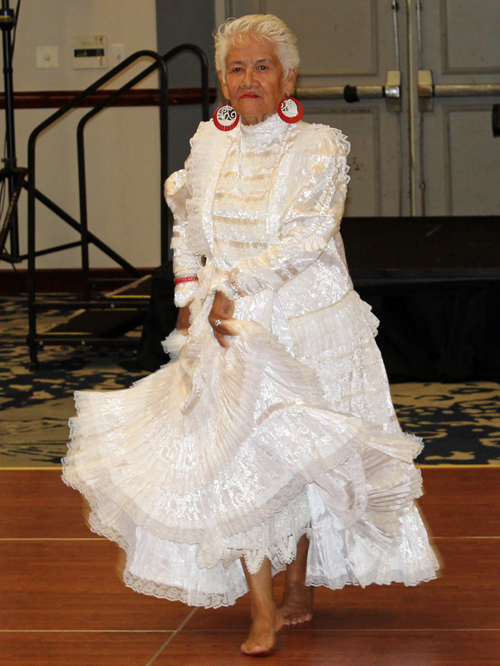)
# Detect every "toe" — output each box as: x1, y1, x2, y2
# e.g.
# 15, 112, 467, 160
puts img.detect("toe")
241, 642, 272, 657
